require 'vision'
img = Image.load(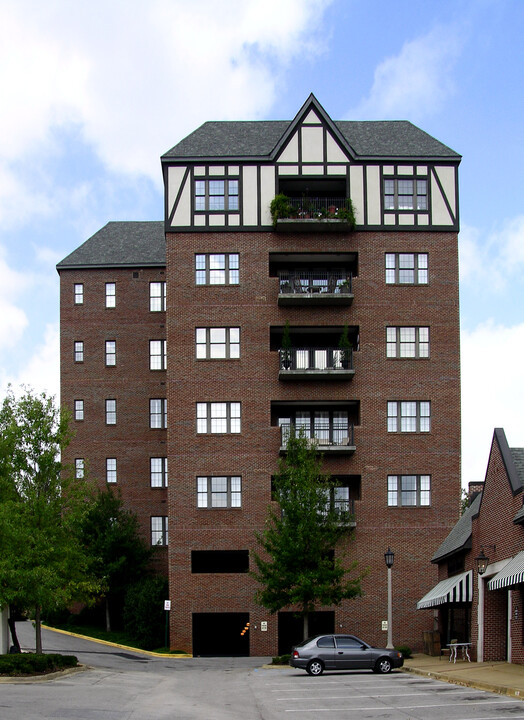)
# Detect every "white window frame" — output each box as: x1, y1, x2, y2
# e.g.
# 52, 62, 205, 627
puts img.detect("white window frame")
106, 458, 117, 484
388, 475, 431, 507
105, 399, 116, 425
150, 457, 168, 488
151, 516, 168, 546
150, 340, 167, 370
74, 399, 84, 421
105, 340, 116, 366
105, 282, 116, 308
74, 341, 84, 363
197, 476, 242, 508
385, 253, 428, 285
195, 328, 240, 359
196, 402, 241, 434
75, 458, 84, 479
387, 401, 431, 432
195, 253, 239, 285
386, 327, 429, 358
74, 283, 84, 304
150, 399, 167, 429
150, 281, 166, 312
